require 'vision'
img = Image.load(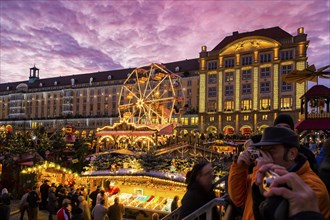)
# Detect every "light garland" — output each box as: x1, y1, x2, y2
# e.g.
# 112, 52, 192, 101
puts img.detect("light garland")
20, 161, 79, 177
